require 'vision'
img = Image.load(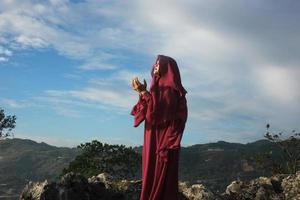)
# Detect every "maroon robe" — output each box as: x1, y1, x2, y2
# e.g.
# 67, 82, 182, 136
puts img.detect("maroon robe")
131, 55, 188, 200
